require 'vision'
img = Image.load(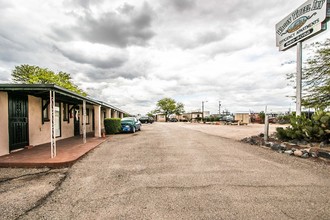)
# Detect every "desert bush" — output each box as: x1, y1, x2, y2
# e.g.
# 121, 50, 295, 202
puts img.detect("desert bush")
276, 110, 330, 142
104, 118, 121, 134
276, 115, 291, 124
